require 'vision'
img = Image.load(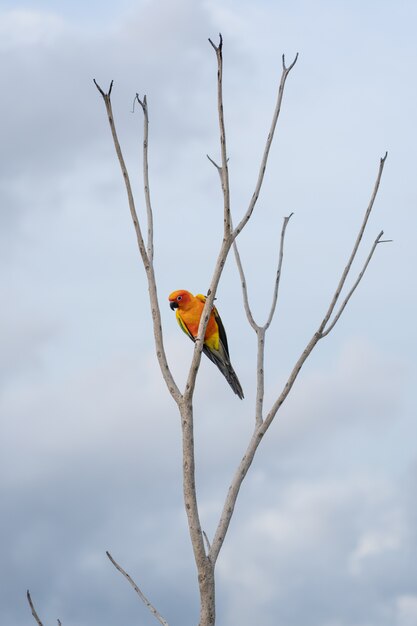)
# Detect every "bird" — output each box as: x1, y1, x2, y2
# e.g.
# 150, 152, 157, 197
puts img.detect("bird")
168, 289, 244, 399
